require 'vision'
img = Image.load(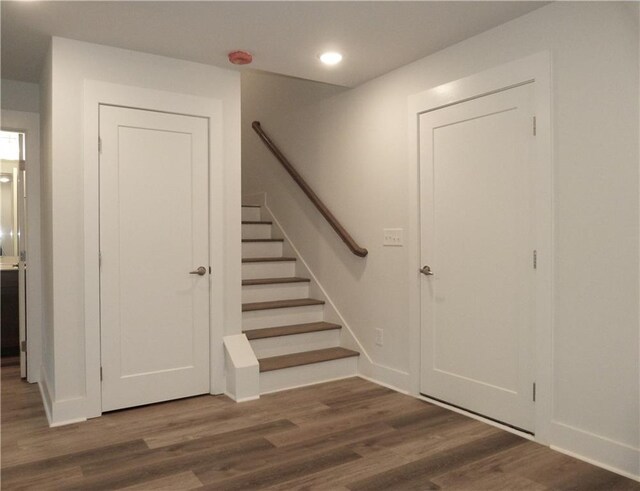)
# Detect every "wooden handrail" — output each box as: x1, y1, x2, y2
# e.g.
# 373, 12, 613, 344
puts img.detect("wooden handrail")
252, 121, 368, 258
